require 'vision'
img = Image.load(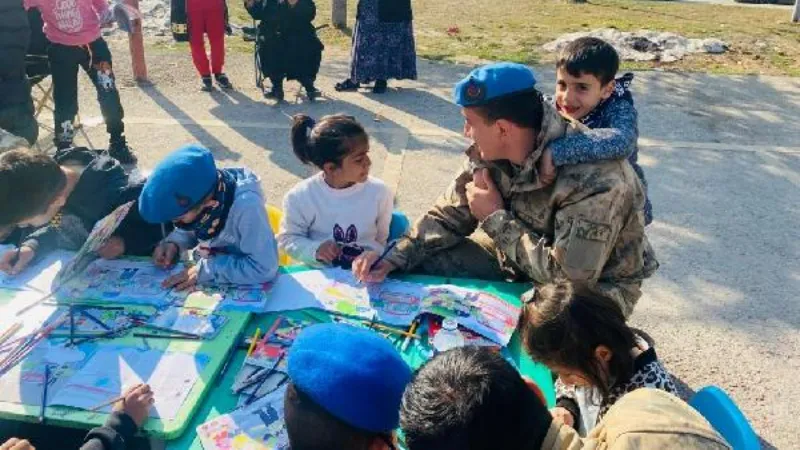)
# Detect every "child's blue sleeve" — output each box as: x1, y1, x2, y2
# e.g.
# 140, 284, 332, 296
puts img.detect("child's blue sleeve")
548, 100, 638, 167
165, 228, 197, 252
196, 196, 279, 285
